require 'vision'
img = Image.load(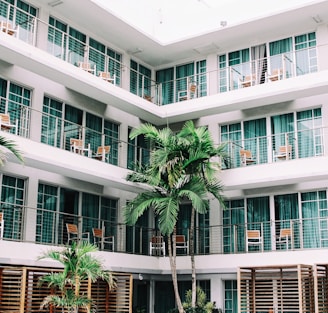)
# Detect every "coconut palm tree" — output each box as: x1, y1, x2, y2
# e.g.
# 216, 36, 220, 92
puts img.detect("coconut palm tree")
124, 121, 228, 312
0, 135, 23, 166
38, 241, 116, 313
